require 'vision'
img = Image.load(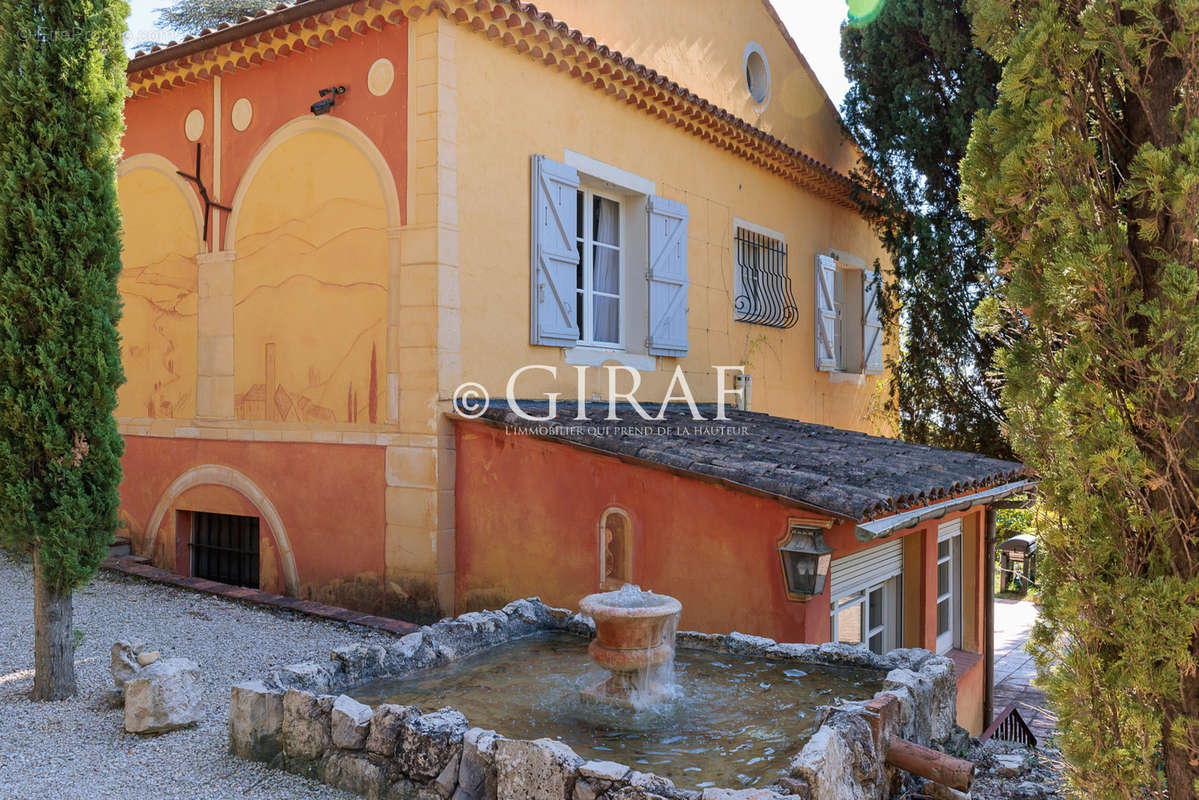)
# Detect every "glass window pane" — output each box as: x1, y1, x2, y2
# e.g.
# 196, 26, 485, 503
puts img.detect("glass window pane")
592, 196, 620, 245
836, 602, 863, 646
576, 190, 584, 240
938, 559, 950, 595
868, 586, 884, 628
869, 631, 883, 655
938, 539, 950, 560
937, 598, 950, 636
593, 295, 620, 344
593, 245, 620, 294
